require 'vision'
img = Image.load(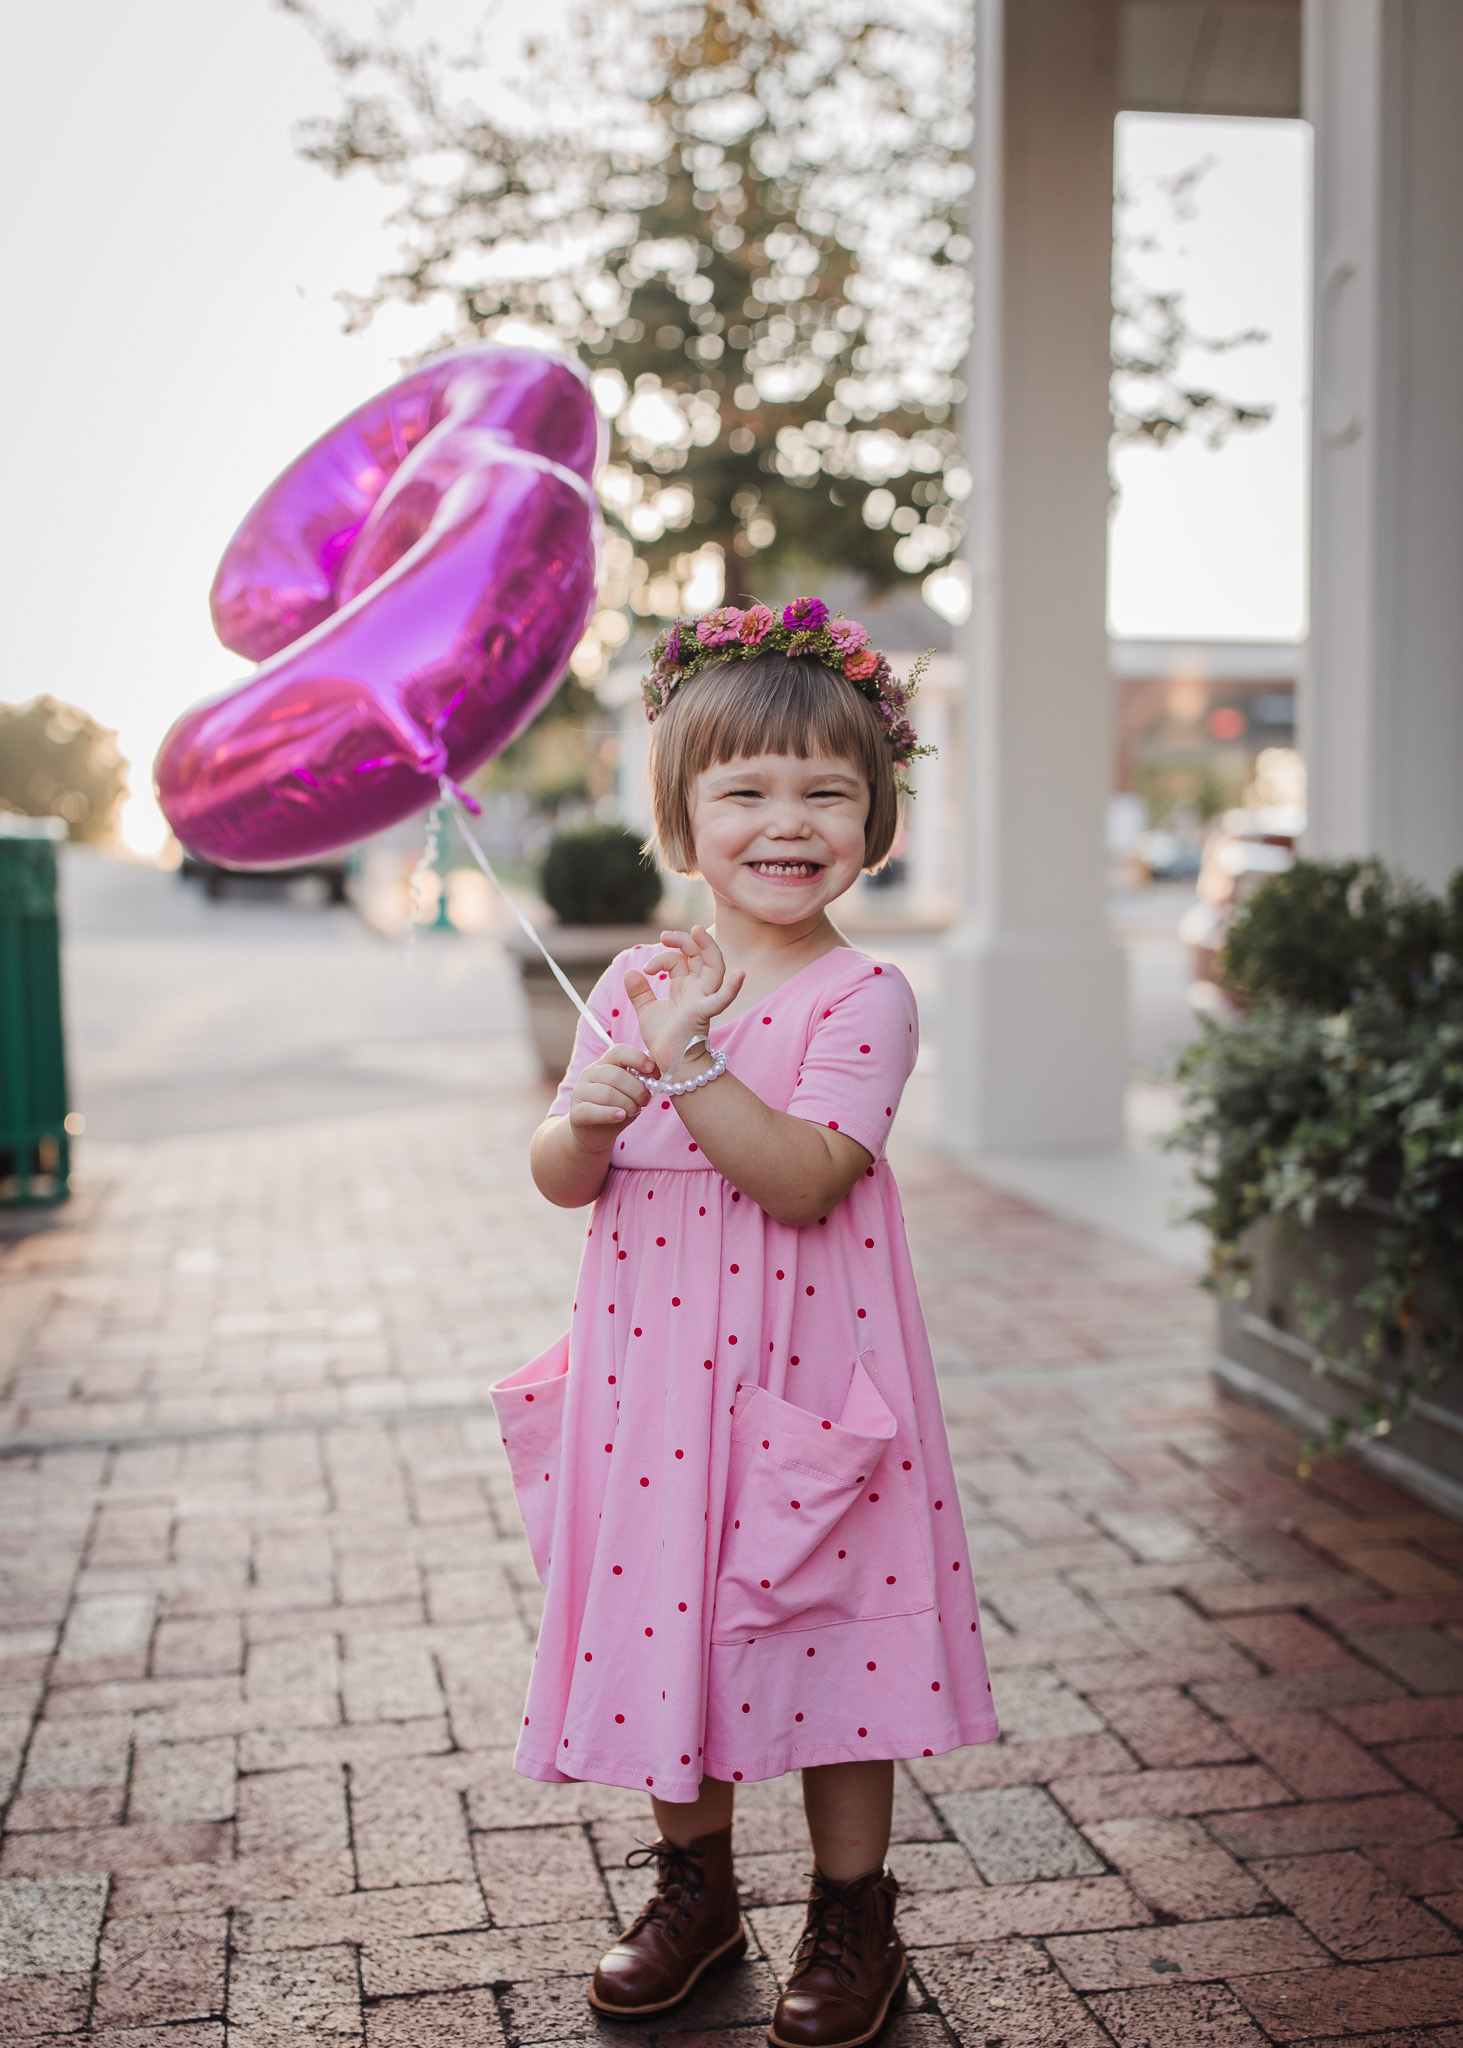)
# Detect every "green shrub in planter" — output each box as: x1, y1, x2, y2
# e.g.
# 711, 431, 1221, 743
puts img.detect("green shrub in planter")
540, 823, 662, 927
1173, 858, 1463, 1453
